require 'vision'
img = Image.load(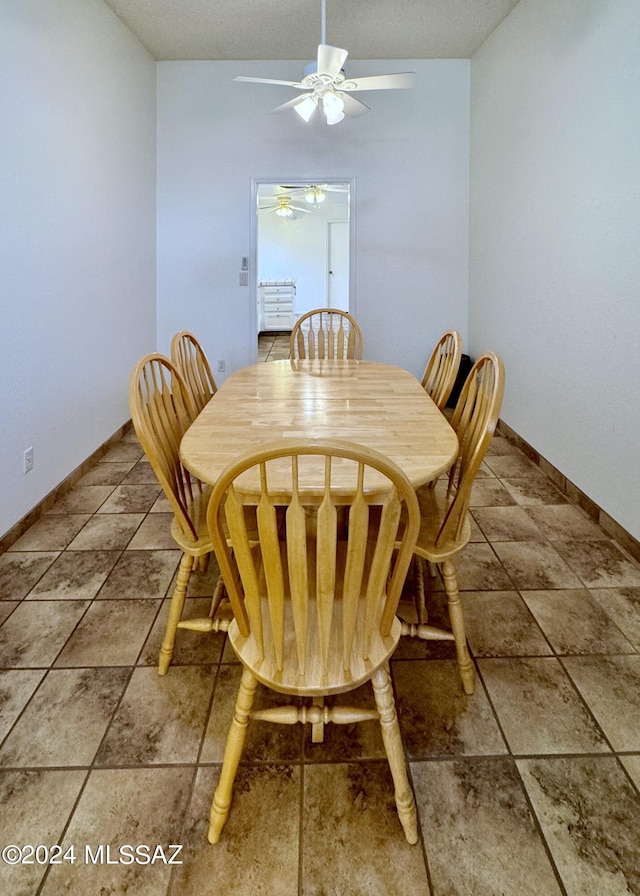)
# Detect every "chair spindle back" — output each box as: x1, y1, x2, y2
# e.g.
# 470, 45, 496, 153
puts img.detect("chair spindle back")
207, 439, 419, 689
170, 330, 217, 414
291, 309, 363, 360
